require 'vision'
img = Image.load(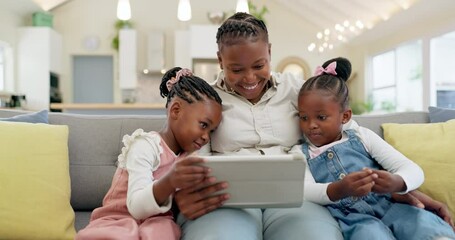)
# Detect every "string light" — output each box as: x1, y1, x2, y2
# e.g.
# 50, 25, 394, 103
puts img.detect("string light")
307, 0, 417, 52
